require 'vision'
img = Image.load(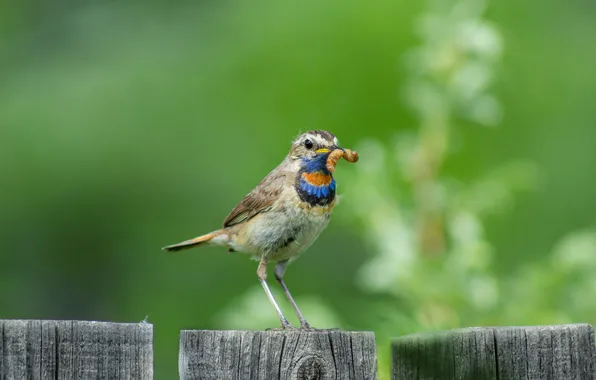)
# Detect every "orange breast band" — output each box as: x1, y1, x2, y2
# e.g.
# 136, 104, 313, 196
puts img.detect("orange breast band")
302, 172, 333, 186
